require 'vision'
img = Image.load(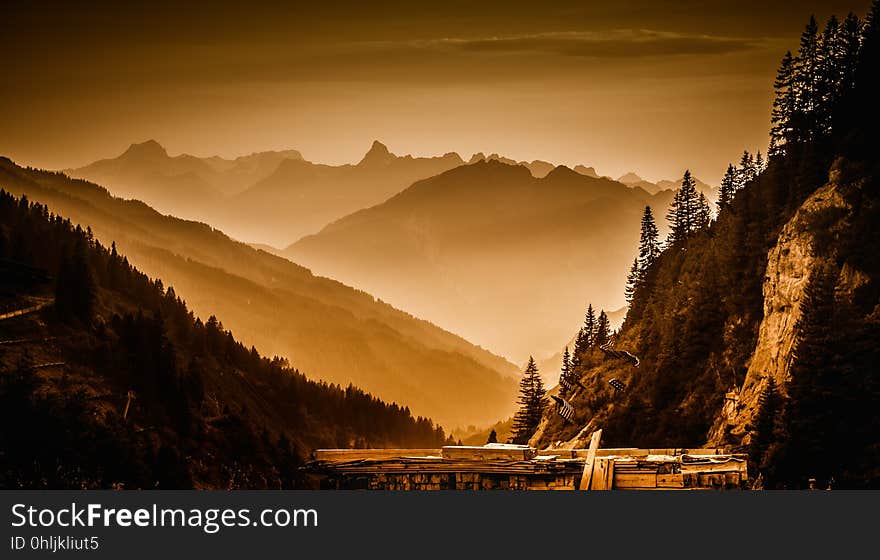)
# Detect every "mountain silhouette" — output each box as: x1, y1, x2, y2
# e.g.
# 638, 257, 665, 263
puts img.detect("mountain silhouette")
1, 157, 519, 428
287, 160, 675, 362
467, 152, 556, 178
618, 170, 718, 201
67, 140, 305, 218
